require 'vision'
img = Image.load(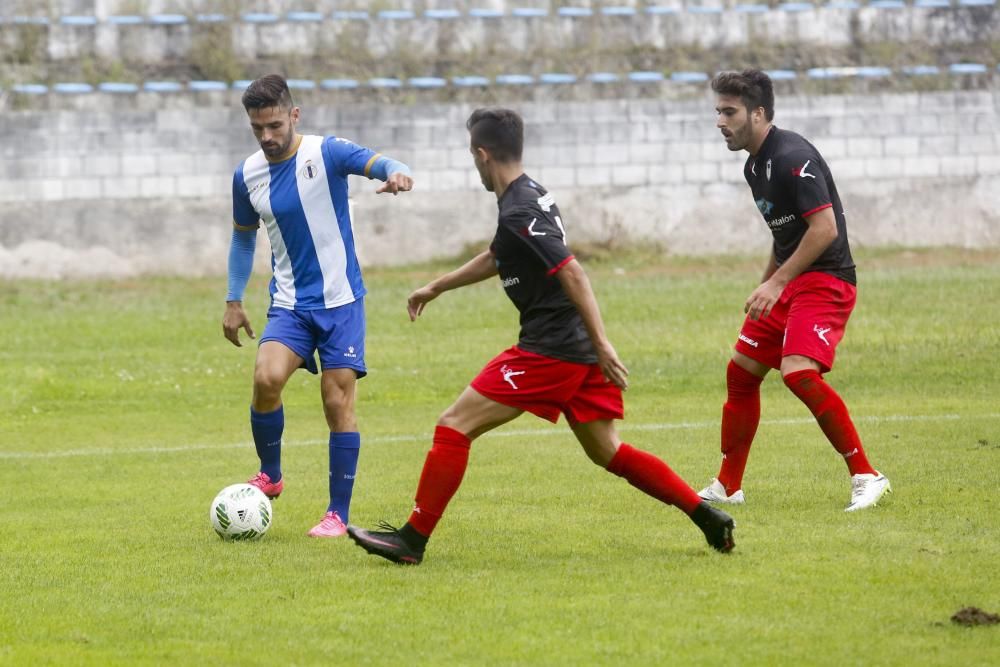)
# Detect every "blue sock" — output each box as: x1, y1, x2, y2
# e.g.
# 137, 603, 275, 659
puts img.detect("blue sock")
328, 432, 361, 521
251, 405, 284, 482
